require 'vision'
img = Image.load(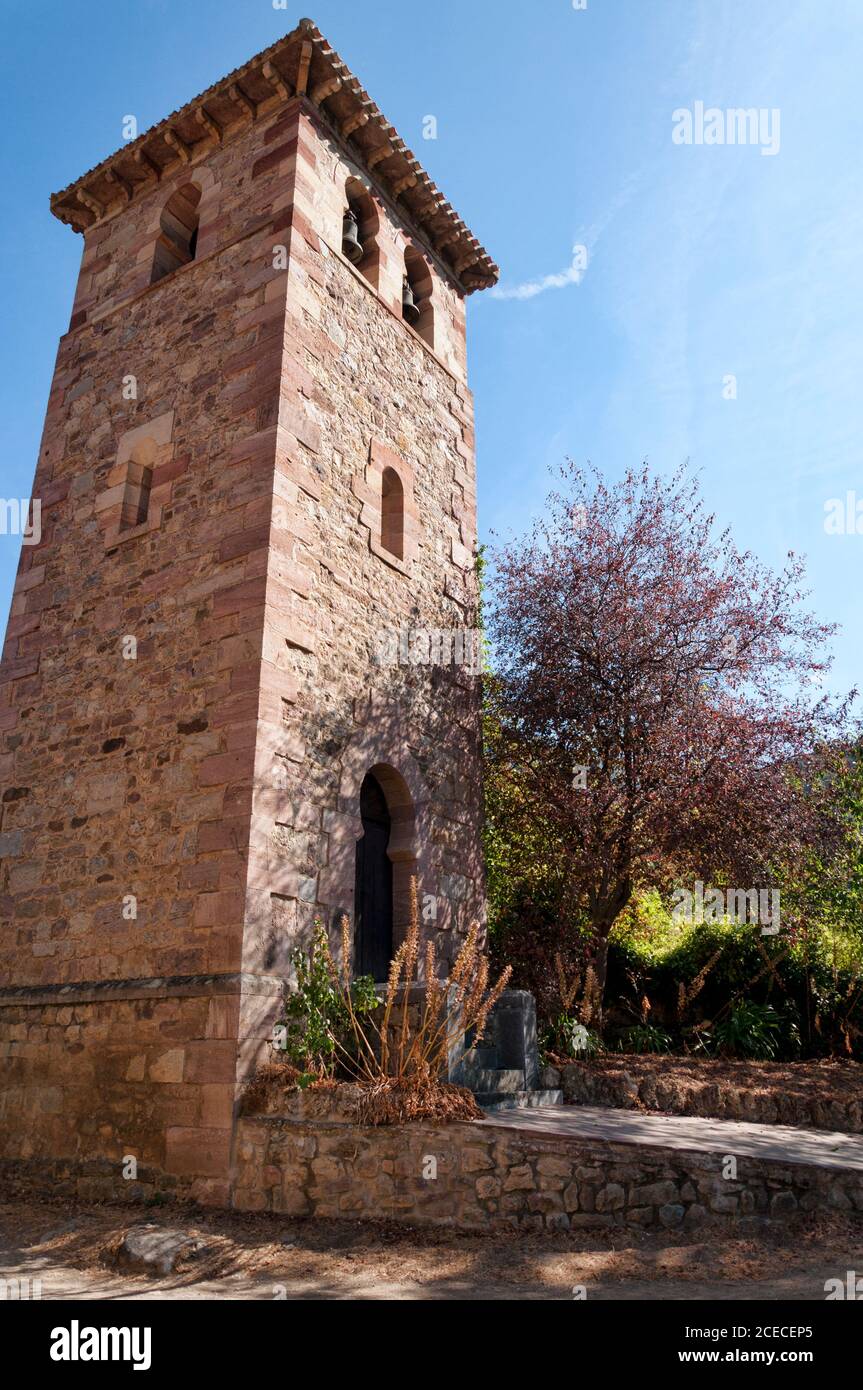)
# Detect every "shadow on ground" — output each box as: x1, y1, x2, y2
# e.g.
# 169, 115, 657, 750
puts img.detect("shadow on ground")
1, 1196, 861, 1301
